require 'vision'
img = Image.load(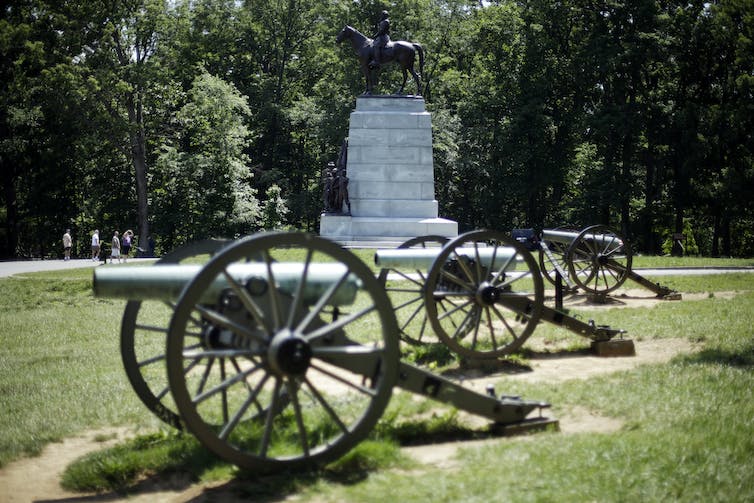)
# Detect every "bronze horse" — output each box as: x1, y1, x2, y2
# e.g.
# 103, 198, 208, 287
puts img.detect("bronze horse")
336, 25, 424, 96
